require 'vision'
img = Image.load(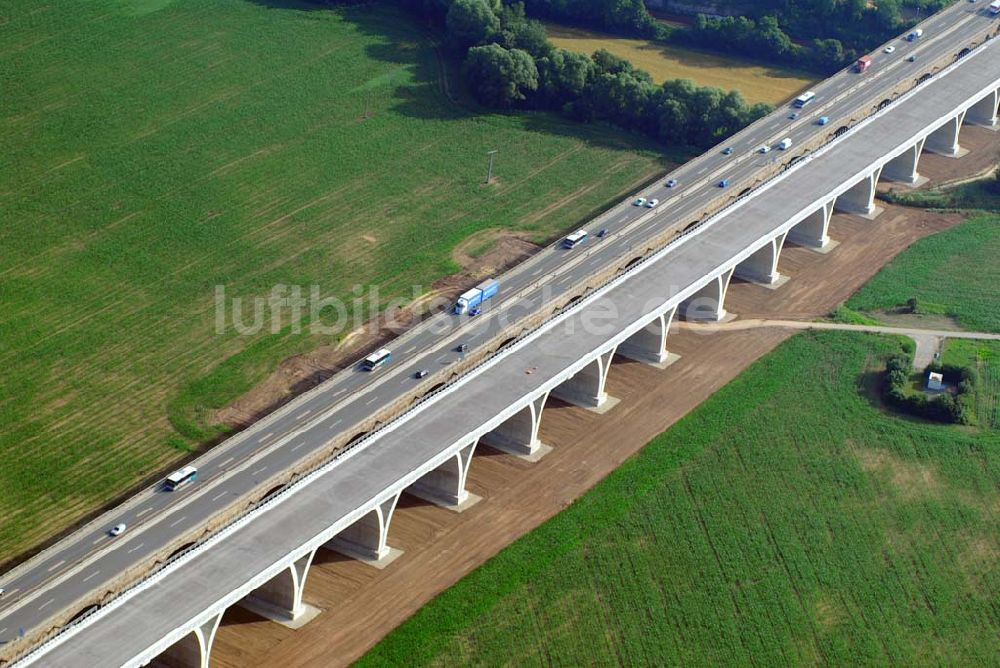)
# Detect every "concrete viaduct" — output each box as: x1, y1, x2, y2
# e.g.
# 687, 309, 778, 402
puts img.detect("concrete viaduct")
14, 26, 998, 668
